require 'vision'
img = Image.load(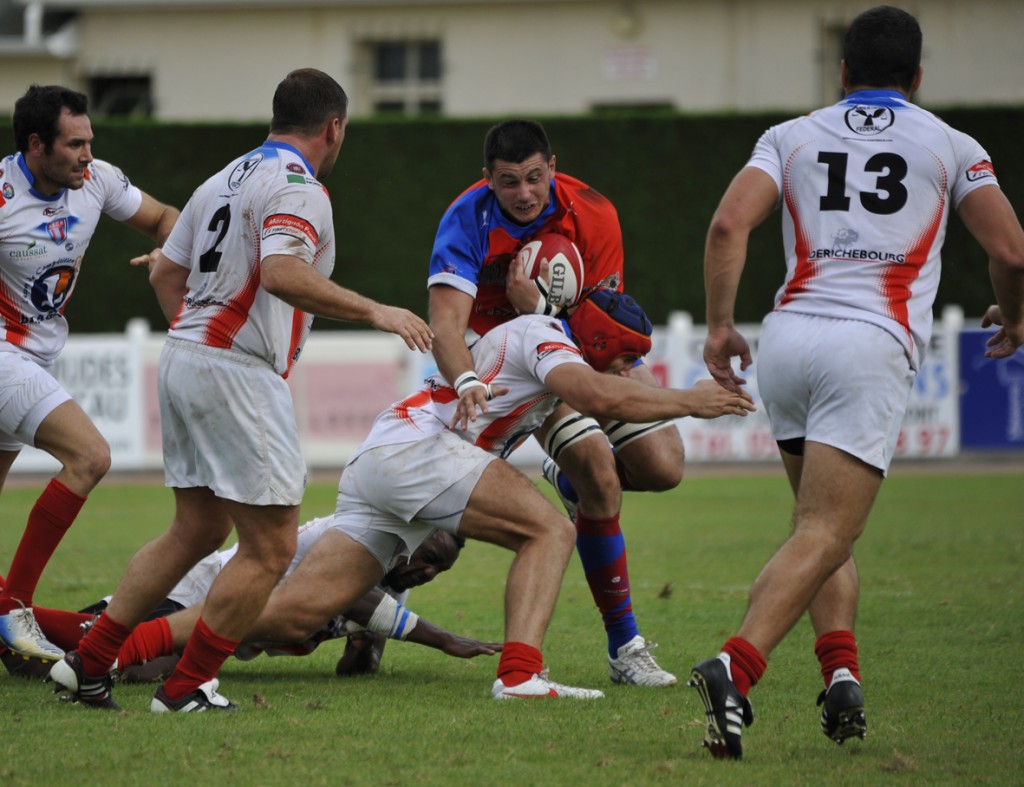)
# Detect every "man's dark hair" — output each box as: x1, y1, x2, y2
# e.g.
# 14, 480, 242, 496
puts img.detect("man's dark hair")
13, 84, 89, 154
269, 68, 348, 137
483, 119, 552, 170
843, 5, 922, 93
